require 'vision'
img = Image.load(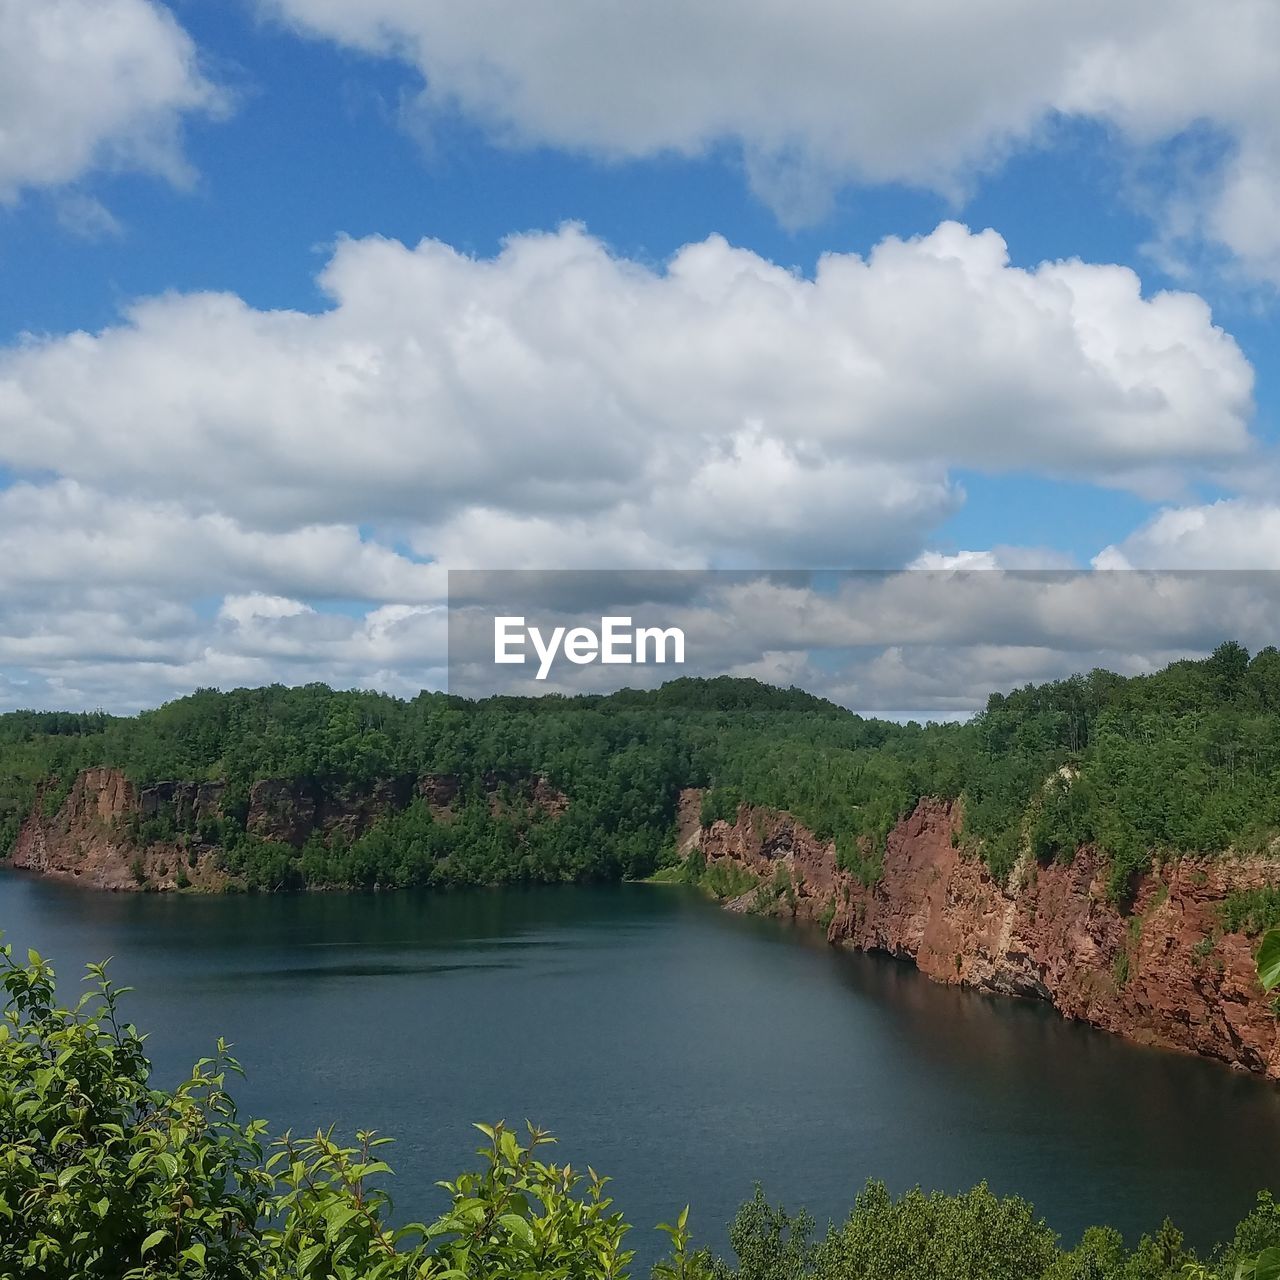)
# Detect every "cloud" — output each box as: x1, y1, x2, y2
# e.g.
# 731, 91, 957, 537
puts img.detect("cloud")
0, 585, 447, 714
0, 222, 1262, 709
909, 547, 1079, 571
54, 193, 124, 241
0, 0, 225, 201
0, 222, 1252, 530
1095, 499, 1280, 569
256, 0, 1111, 184
260, 0, 1280, 277
447, 568, 1280, 713
0, 481, 444, 601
